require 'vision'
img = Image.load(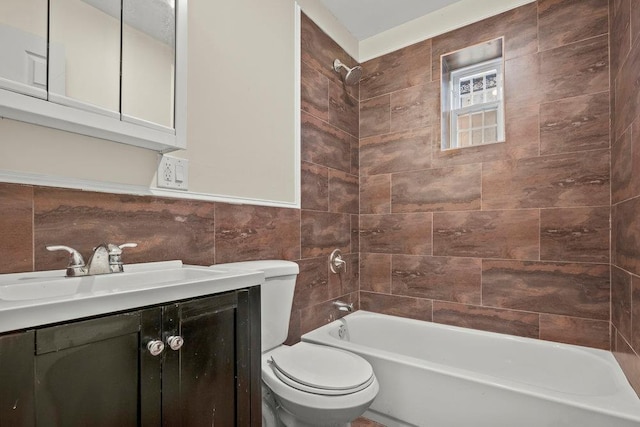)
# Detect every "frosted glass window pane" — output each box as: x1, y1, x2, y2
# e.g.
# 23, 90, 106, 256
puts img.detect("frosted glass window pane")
485, 110, 497, 125
472, 113, 483, 127
459, 131, 469, 147
484, 127, 497, 142
485, 89, 498, 102
459, 114, 470, 129
472, 130, 483, 145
